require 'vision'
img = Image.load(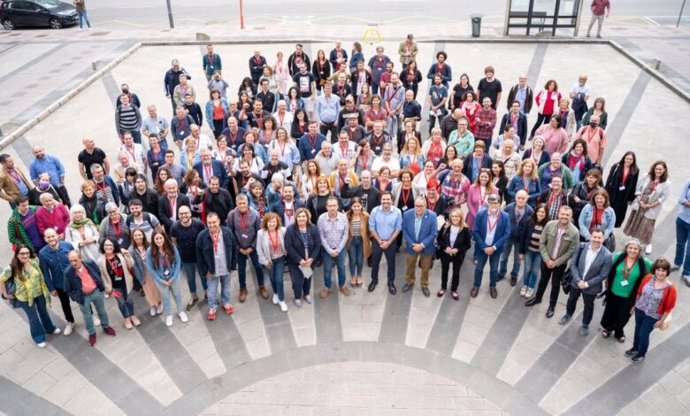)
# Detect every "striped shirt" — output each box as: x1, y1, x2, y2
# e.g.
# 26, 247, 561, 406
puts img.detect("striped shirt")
116, 104, 141, 133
